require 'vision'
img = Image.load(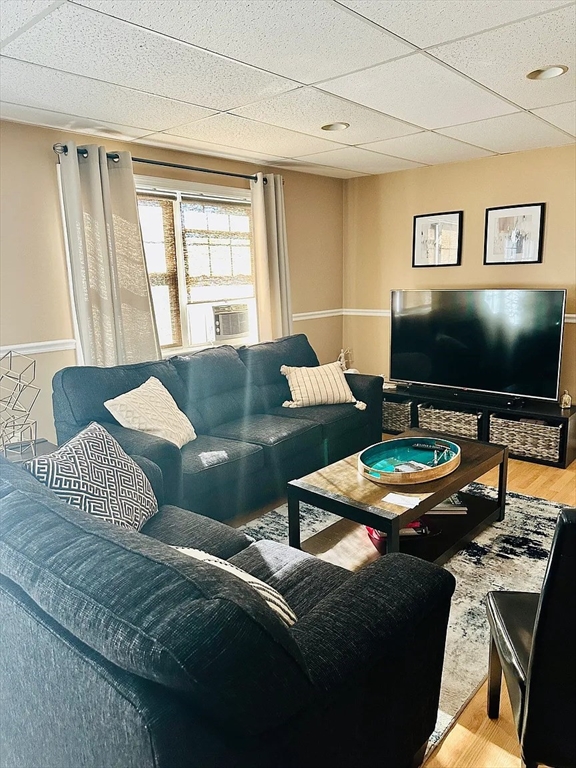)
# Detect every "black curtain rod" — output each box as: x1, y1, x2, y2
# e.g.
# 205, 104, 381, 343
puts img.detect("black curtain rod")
52, 143, 259, 182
